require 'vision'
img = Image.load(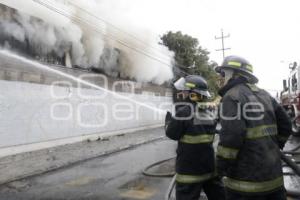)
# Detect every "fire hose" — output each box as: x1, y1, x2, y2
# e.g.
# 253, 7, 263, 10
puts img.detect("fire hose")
155, 151, 300, 200
143, 113, 300, 199
281, 150, 300, 177
281, 151, 300, 198
283, 143, 300, 153
142, 157, 175, 177
142, 146, 300, 199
